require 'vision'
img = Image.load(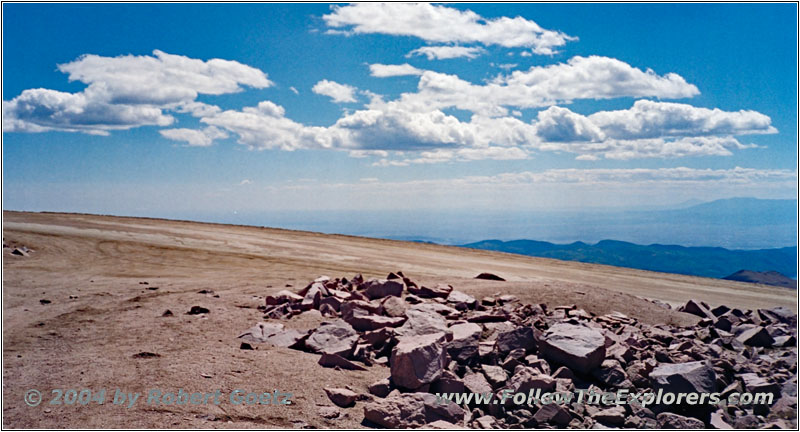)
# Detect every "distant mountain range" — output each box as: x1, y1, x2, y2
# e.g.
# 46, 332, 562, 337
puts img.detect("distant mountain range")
460, 239, 797, 280
723, 270, 797, 288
